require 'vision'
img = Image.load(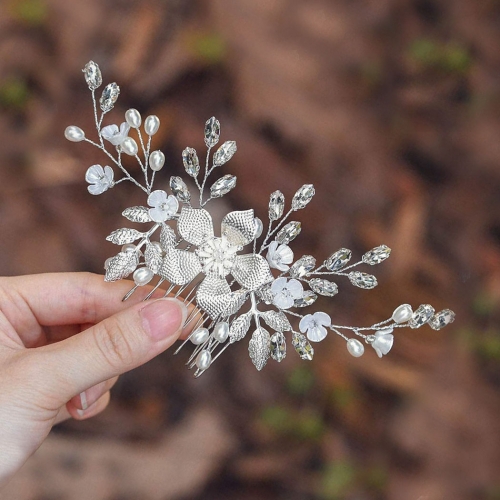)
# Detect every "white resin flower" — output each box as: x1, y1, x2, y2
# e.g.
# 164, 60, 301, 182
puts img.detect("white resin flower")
271, 277, 303, 309
85, 164, 114, 195
101, 122, 130, 146
371, 328, 394, 358
147, 190, 179, 223
299, 311, 331, 342
266, 241, 294, 271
